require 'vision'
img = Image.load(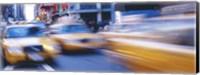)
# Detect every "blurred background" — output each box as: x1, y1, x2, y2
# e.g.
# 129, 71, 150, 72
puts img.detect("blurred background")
0, 2, 197, 73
